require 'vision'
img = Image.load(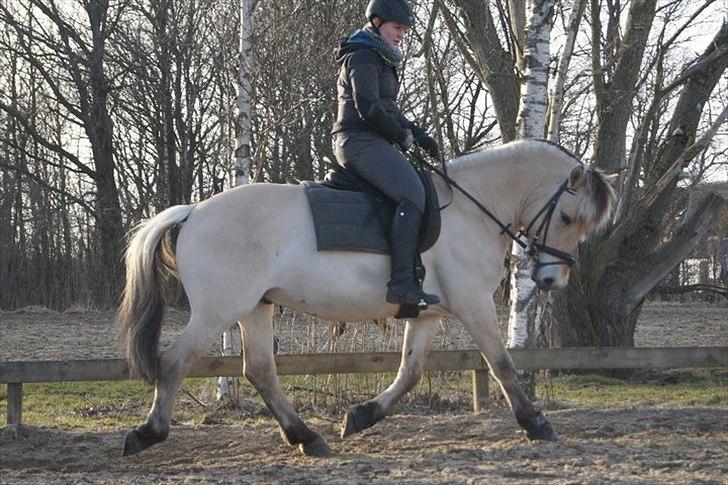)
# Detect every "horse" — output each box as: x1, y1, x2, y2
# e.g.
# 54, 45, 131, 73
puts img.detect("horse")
117, 139, 616, 457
